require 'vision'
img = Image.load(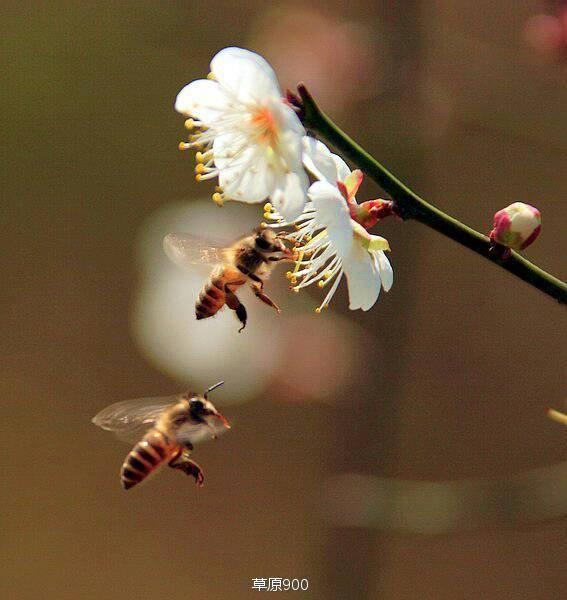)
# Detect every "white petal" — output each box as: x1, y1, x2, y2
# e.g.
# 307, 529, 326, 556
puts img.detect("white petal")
343, 243, 381, 311
174, 79, 230, 122
302, 137, 339, 183
212, 132, 240, 170
274, 102, 305, 137
218, 147, 276, 203
308, 181, 354, 258
272, 171, 309, 221
211, 47, 281, 103
375, 251, 393, 292
274, 125, 306, 172
332, 153, 352, 182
